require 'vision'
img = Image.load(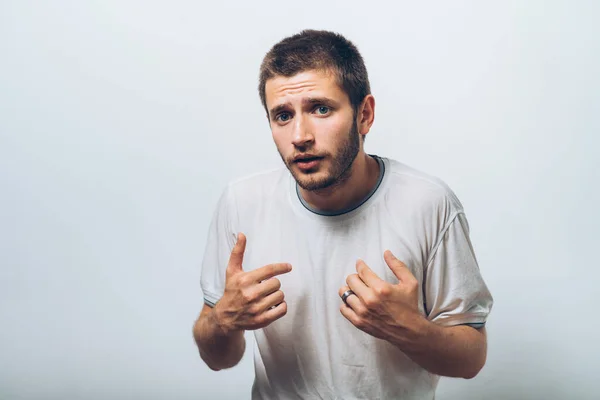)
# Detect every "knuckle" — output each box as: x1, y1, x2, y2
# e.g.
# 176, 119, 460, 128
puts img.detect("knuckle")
241, 289, 255, 303
407, 279, 418, 291
254, 314, 267, 327
356, 307, 369, 318
250, 302, 267, 316
374, 285, 391, 297
237, 275, 251, 287
362, 296, 378, 310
